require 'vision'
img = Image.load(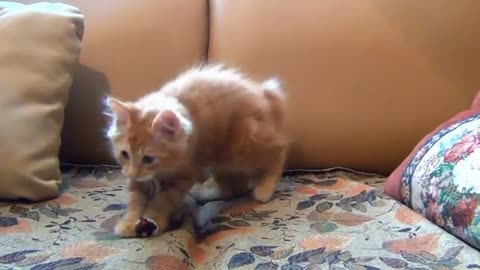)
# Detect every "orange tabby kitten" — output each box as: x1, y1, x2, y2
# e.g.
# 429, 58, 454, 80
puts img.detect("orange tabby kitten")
106, 65, 288, 237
